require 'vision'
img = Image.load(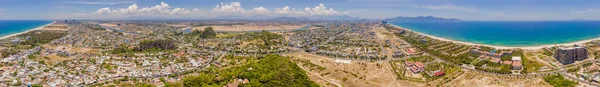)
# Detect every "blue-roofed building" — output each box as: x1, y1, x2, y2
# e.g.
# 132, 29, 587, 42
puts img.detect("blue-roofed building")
419, 39, 428, 44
